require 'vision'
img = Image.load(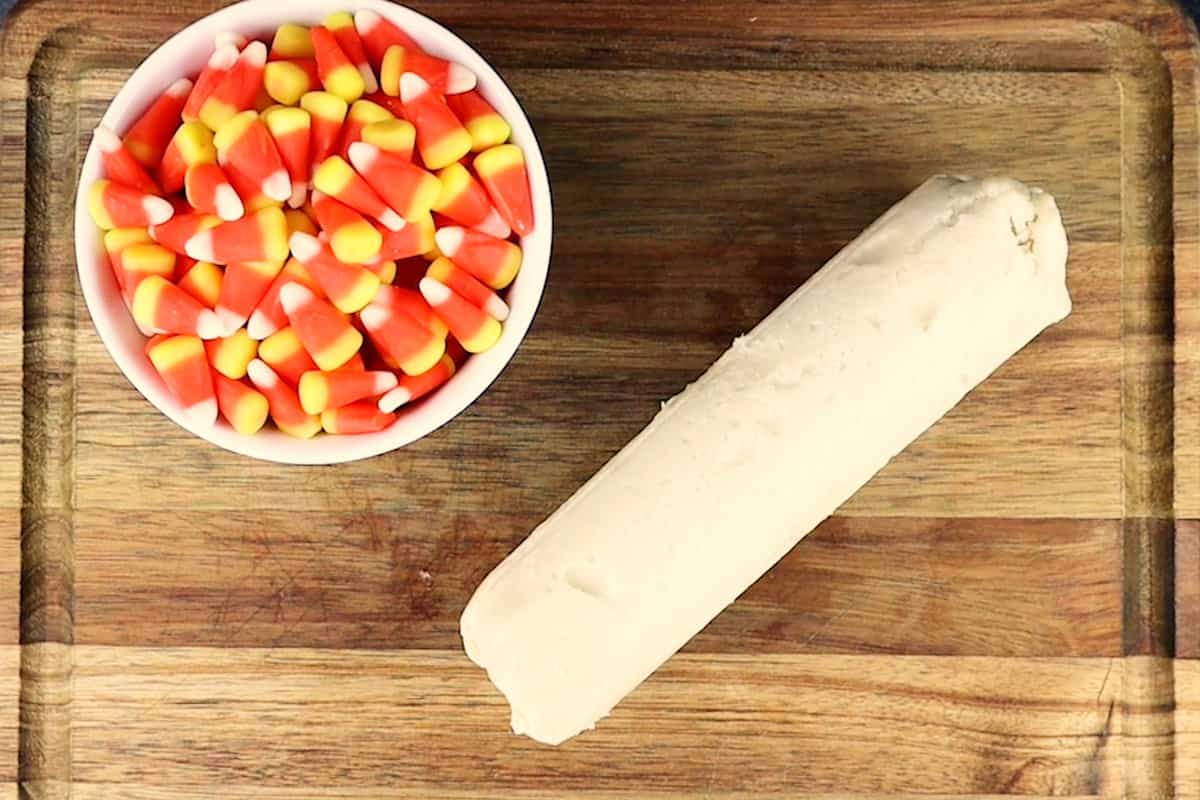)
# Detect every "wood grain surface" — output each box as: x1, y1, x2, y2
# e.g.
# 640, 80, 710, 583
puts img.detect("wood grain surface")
1, 0, 1196, 798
